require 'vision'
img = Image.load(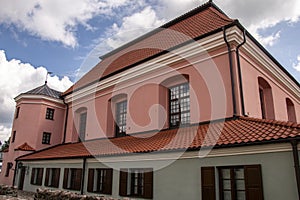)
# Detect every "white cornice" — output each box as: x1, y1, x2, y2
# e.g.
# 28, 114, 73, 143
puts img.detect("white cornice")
15, 94, 64, 105
241, 39, 300, 99
20, 143, 293, 164
65, 26, 299, 103
65, 29, 238, 103
17, 101, 66, 110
